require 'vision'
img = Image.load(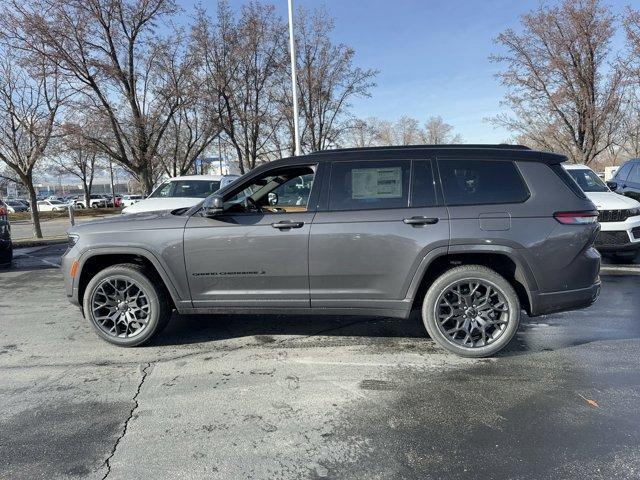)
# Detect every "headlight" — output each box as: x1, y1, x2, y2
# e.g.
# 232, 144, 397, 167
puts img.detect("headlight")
628, 208, 640, 217
68, 234, 79, 248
